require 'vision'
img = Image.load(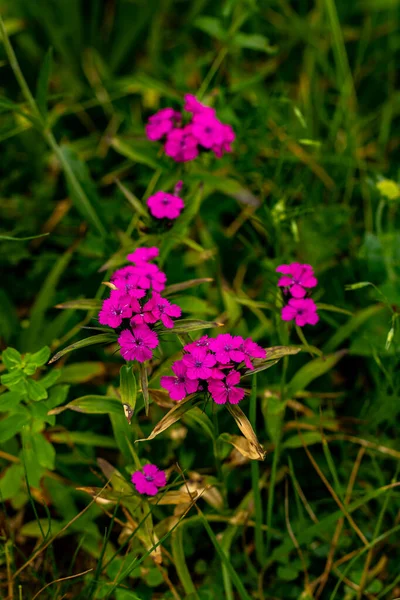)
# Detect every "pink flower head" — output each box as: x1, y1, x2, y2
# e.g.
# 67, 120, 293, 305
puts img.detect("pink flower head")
184, 335, 211, 353
281, 298, 319, 327
276, 263, 318, 298
183, 94, 216, 117
160, 359, 199, 401
164, 125, 199, 163
208, 370, 245, 405
212, 124, 235, 157
98, 291, 135, 328
241, 338, 266, 370
127, 247, 159, 264
112, 276, 146, 299
111, 265, 137, 282
191, 112, 225, 150
131, 263, 167, 292
182, 347, 216, 380
131, 464, 166, 496
130, 297, 158, 327
118, 325, 159, 362
147, 293, 181, 328
145, 108, 181, 141
147, 191, 184, 220
209, 334, 245, 364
